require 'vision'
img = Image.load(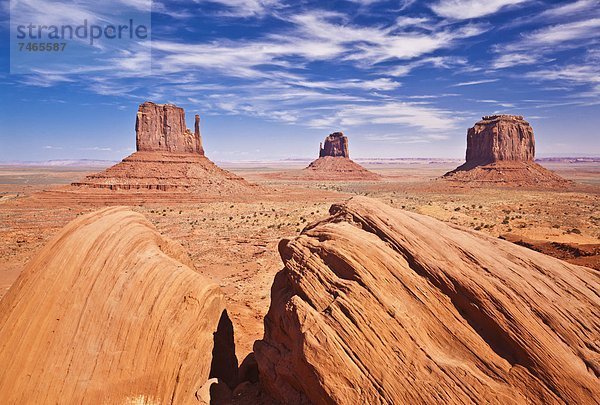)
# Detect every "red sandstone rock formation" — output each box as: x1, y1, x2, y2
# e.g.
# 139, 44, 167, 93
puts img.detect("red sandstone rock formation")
466, 115, 534, 165
444, 115, 569, 186
303, 155, 381, 180
254, 197, 600, 404
270, 132, 379, 181
0, 207, 236, 404
319, 132, 349, 158
73, 151, 254, 192
73, 102, 256, 193
136, 101, 204, 155
443, 160, 570, 186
